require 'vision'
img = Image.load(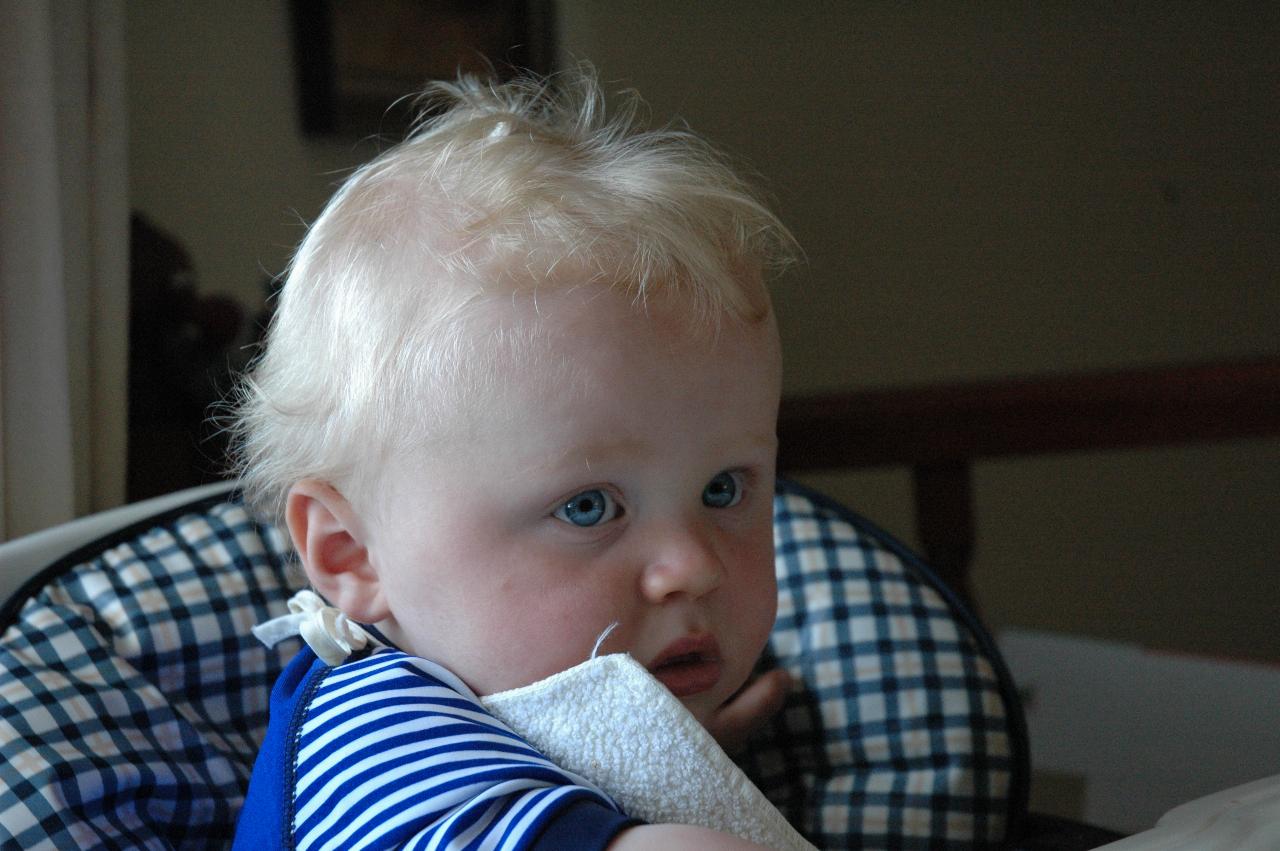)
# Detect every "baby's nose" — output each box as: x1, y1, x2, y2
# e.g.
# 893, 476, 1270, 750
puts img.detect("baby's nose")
639, 521, 724, 602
